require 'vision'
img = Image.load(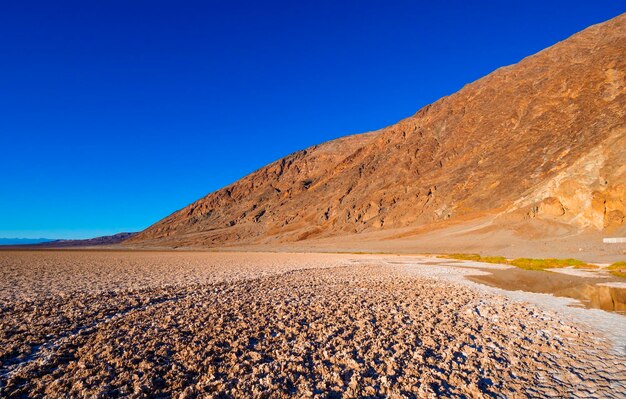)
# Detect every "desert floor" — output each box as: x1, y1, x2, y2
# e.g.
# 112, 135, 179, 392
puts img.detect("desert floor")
1, 250, 625, 398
